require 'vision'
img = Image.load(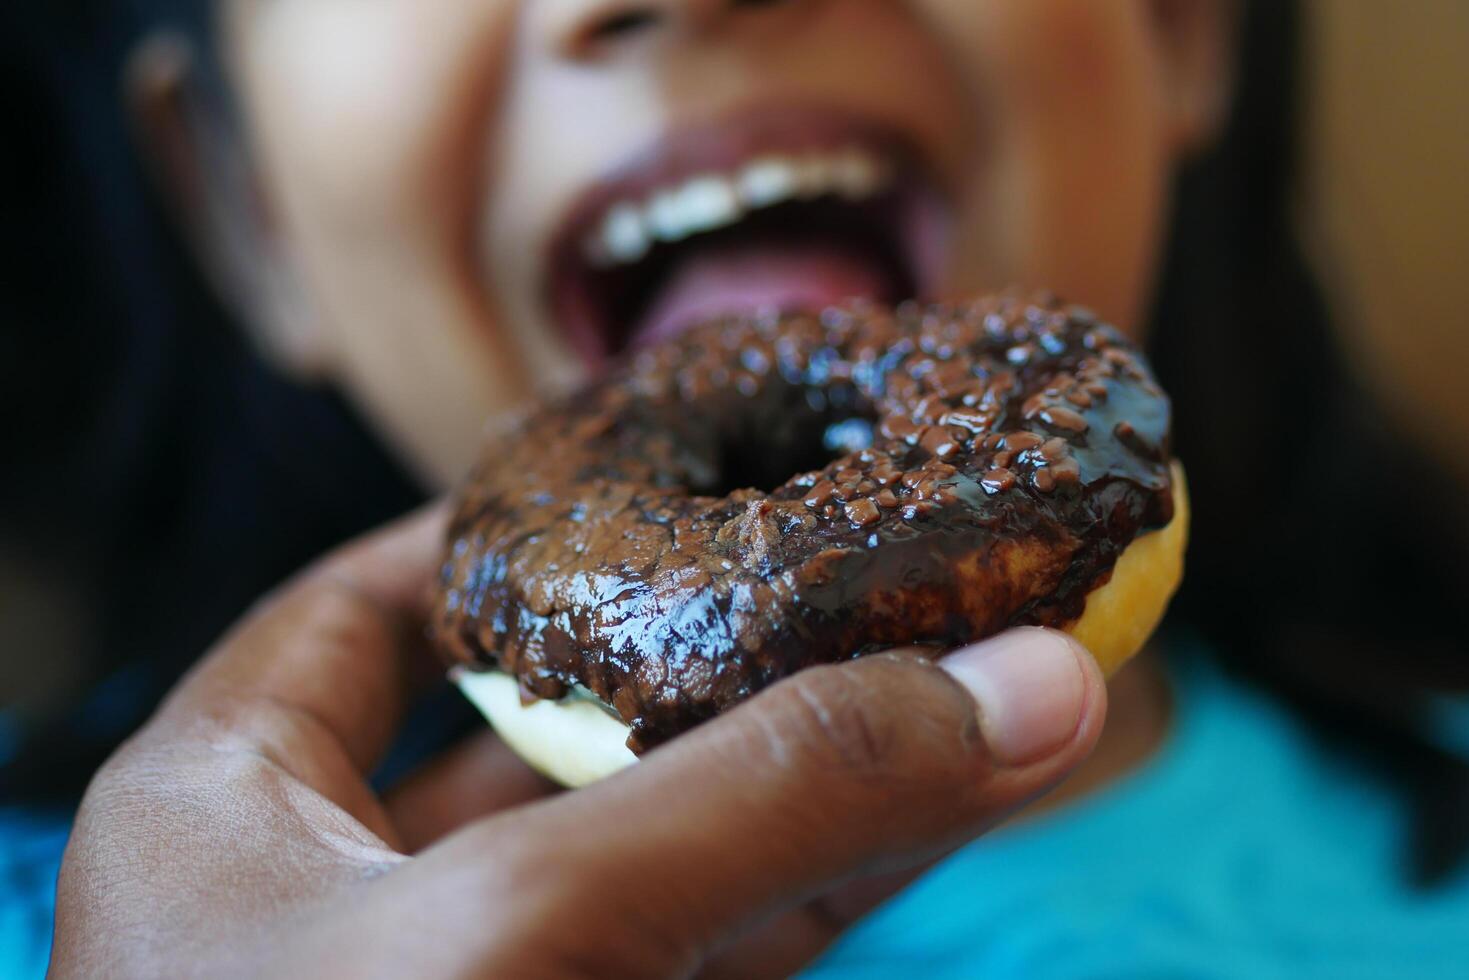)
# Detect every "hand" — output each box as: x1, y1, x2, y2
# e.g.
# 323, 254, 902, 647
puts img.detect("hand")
52, 505, 1106, 978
